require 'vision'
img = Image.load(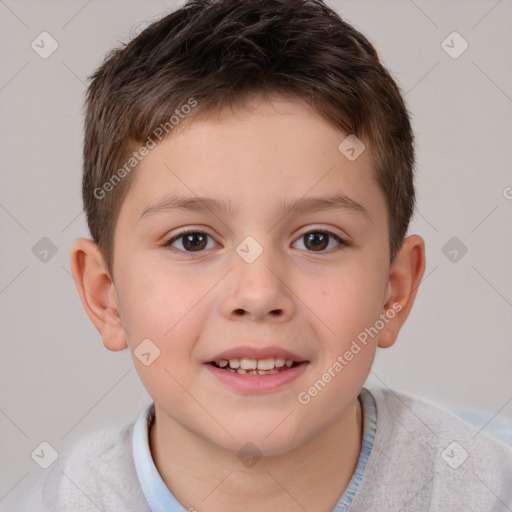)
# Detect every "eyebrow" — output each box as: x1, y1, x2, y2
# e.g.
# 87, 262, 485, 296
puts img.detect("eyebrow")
139, 193, 370, 221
